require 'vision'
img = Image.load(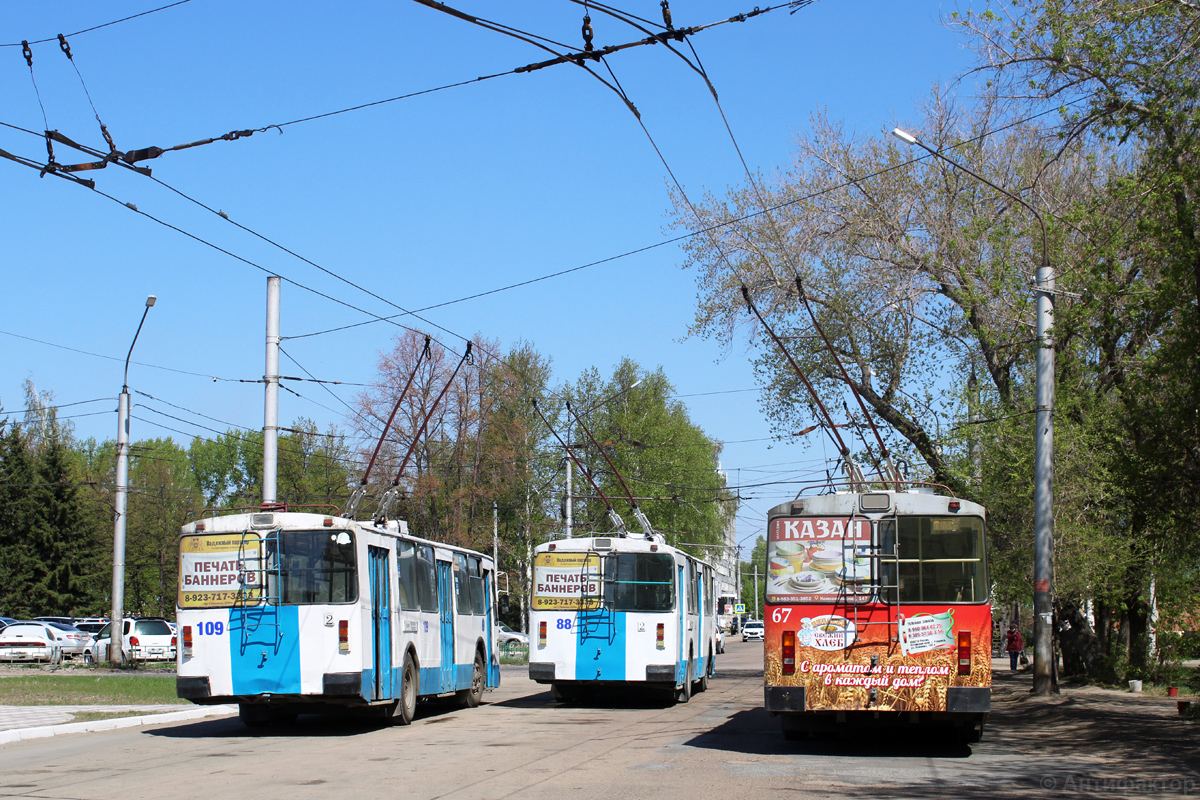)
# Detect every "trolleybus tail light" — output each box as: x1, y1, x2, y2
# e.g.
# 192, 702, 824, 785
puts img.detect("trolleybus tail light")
338, 620, 349, 654
182, 626, 193, 657
781, 630, 796, 674
195, 522, 205, 531
957, 630, 971, 674
948, 501, 961, 513
323, 517, 334, 527
538, 621, 547, 649
656, 623, 665, 650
